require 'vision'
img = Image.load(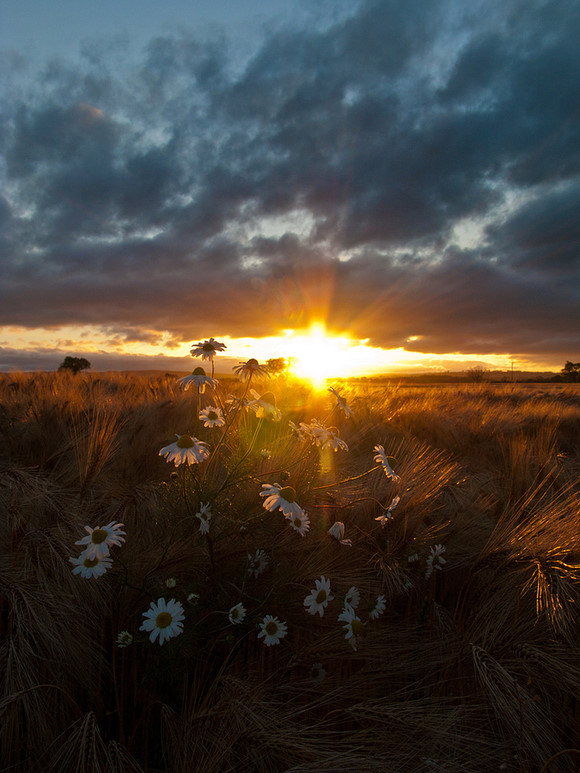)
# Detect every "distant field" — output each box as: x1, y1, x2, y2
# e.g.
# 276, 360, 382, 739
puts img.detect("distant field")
1, 371, 579, 772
